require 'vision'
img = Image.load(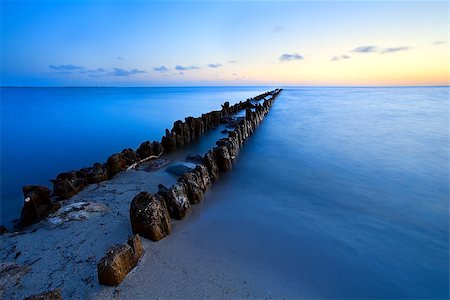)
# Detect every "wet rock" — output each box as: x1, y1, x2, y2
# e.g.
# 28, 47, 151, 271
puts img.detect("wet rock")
161, 129, 177, 152
193, 164, 211, 191
165, 162, 196, 176
0, 226, 7, 235
179, 172, 203, 204
81, 163, 108, 184
202, 150, 219, 181
18, 186, 52, 228
185, 154, 203, 164
121, 148, 139, 166
214, 146, 232, 172
97, 234, 143, 286
130, 192, 171, 241
24, 288, 62, 300
137, 141, 163, 160
107, 153, 127, 179
0, 263, 31, 299
51, 171, 86, 200
157, 183, 191, 220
